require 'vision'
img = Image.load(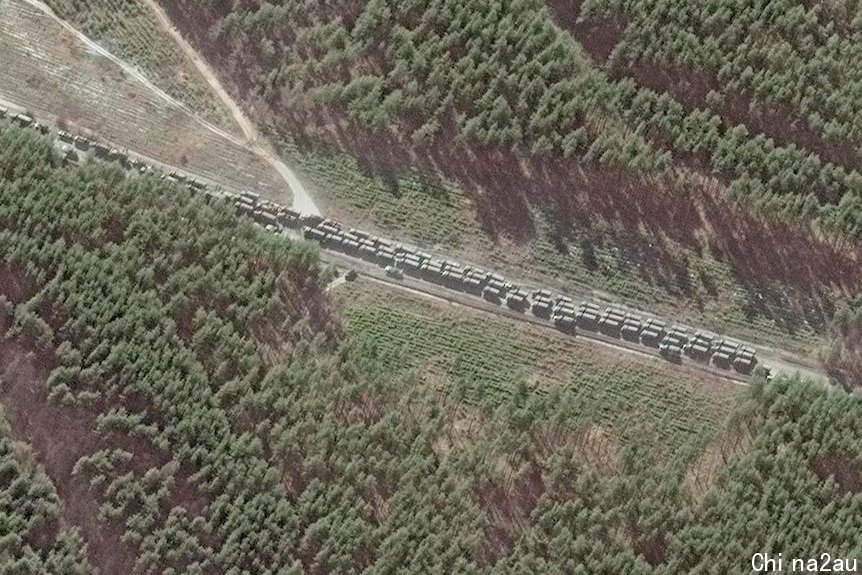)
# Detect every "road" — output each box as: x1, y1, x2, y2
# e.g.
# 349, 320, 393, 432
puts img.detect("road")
22, 0, 320, 216
140, 0, 255, 143
2, 91, 829, 388
139, 0, 320, 216
2, 4, 831, 389
18, 0, 235, 143
313, 243, 833, 387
